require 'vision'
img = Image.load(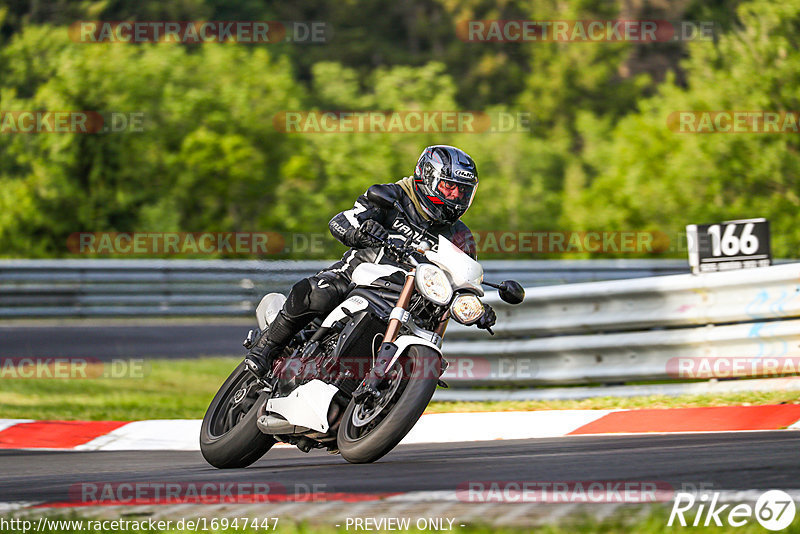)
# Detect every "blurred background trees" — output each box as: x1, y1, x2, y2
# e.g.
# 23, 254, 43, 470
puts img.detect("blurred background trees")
0, 0, 797, 259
